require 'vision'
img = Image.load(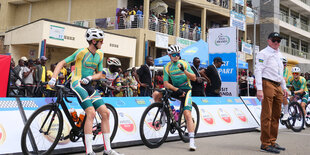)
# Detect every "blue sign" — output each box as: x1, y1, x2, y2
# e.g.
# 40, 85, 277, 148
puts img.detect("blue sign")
209, 53, 237, 82
230, 11, 246, 31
